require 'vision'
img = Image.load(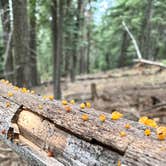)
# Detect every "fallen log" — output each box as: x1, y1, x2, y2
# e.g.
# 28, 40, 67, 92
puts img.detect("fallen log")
0, 81, 166, 166
134, 59, 166, 69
